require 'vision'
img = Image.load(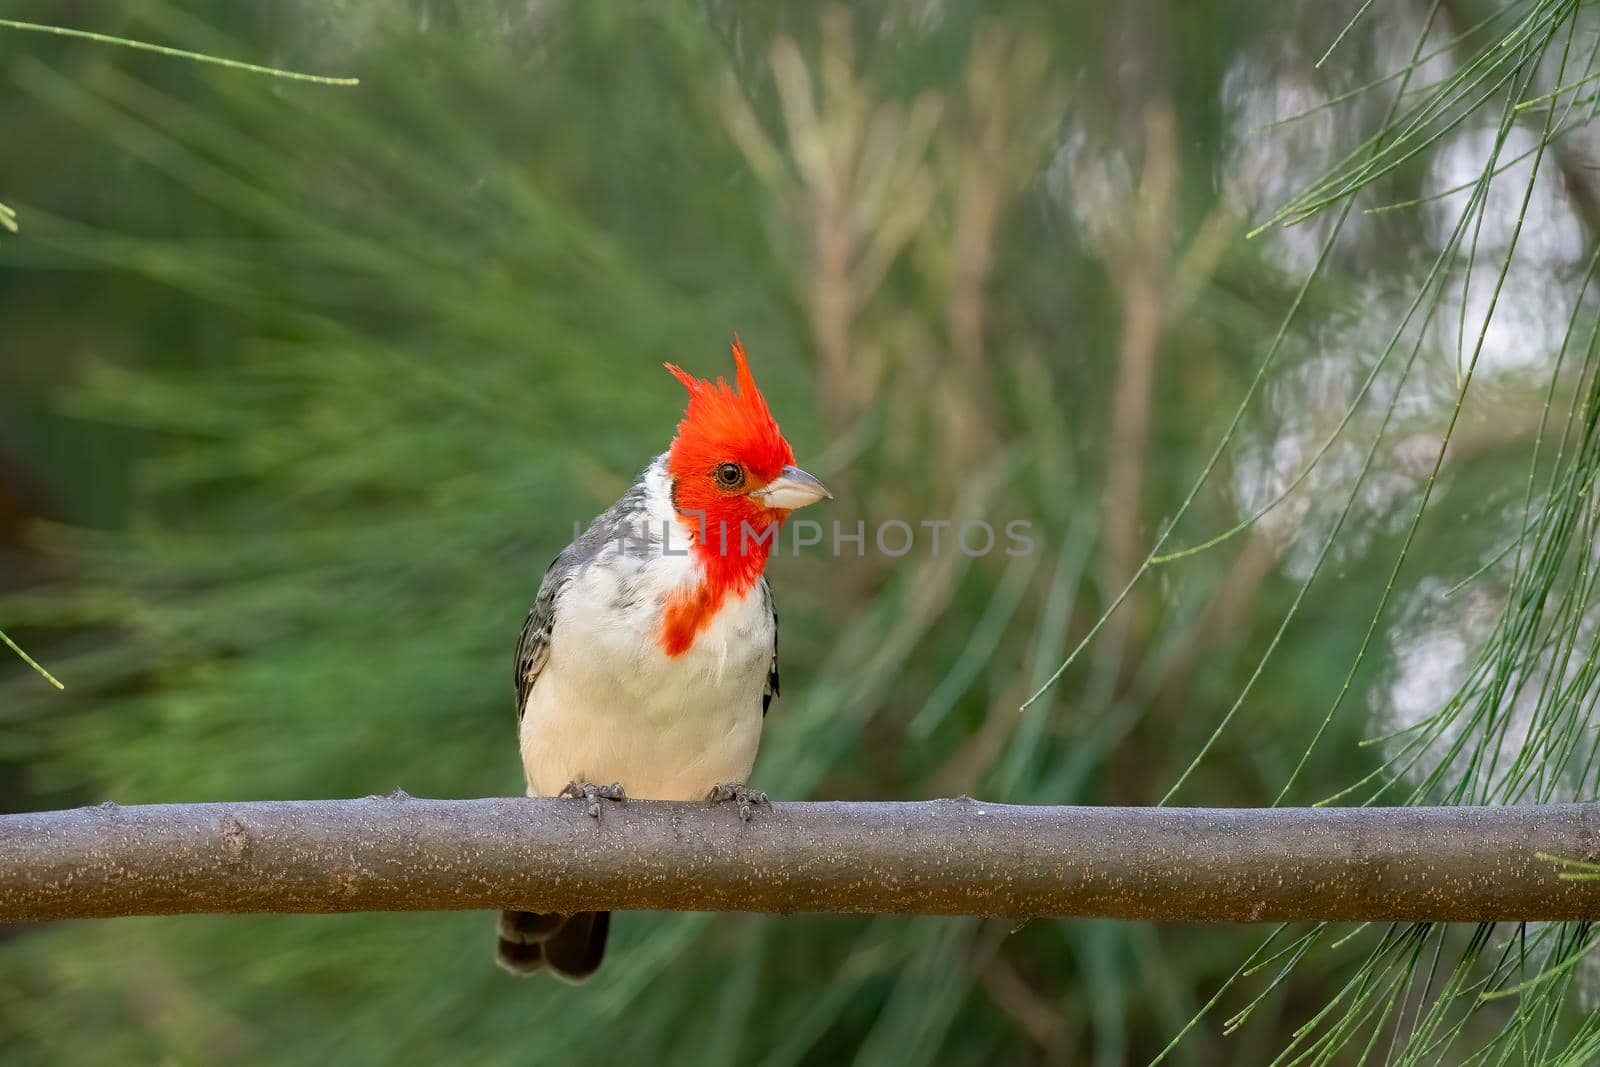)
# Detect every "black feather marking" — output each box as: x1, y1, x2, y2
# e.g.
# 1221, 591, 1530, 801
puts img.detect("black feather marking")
760, 578, 779, 717
513, 550, 569, 721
